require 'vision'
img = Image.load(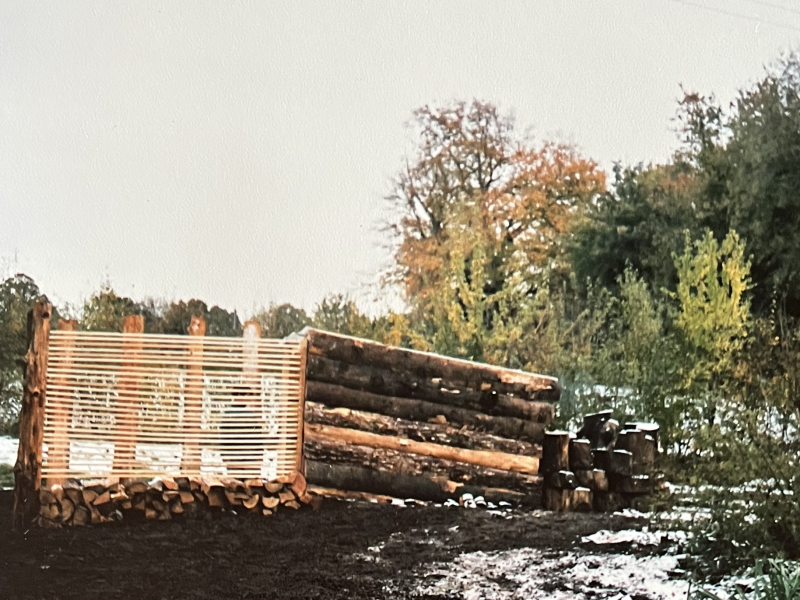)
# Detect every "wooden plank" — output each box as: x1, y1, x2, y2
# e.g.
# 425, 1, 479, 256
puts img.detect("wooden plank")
296, 337, 308, 474
305, 423, 539, 475
112, 315, 144, 473
45, 318, 78, 485
13, 301, 52, 531
181, 315, 206, 473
